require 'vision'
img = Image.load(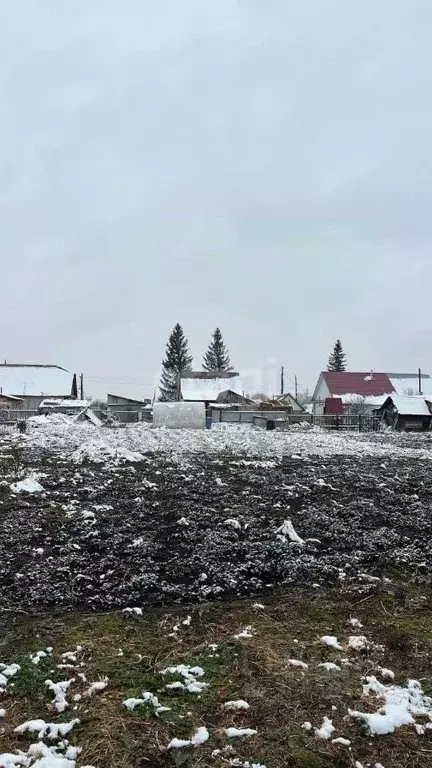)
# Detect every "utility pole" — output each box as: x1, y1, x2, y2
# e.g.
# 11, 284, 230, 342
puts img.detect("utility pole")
80, 373, 84, 400
419, 368, 422, 395
295, 375, 298, 399
280, 366, 284, 395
